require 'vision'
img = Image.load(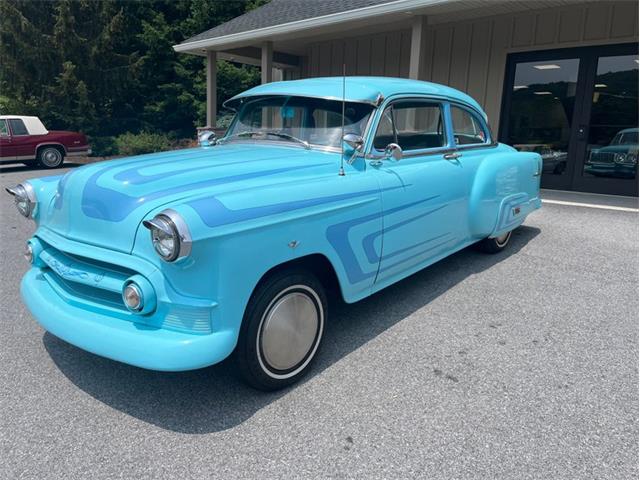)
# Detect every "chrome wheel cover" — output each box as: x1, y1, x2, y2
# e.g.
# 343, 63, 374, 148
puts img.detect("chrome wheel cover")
495, 231, 512, 247
257, 285, 323, 379
41, 148, 62, 167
